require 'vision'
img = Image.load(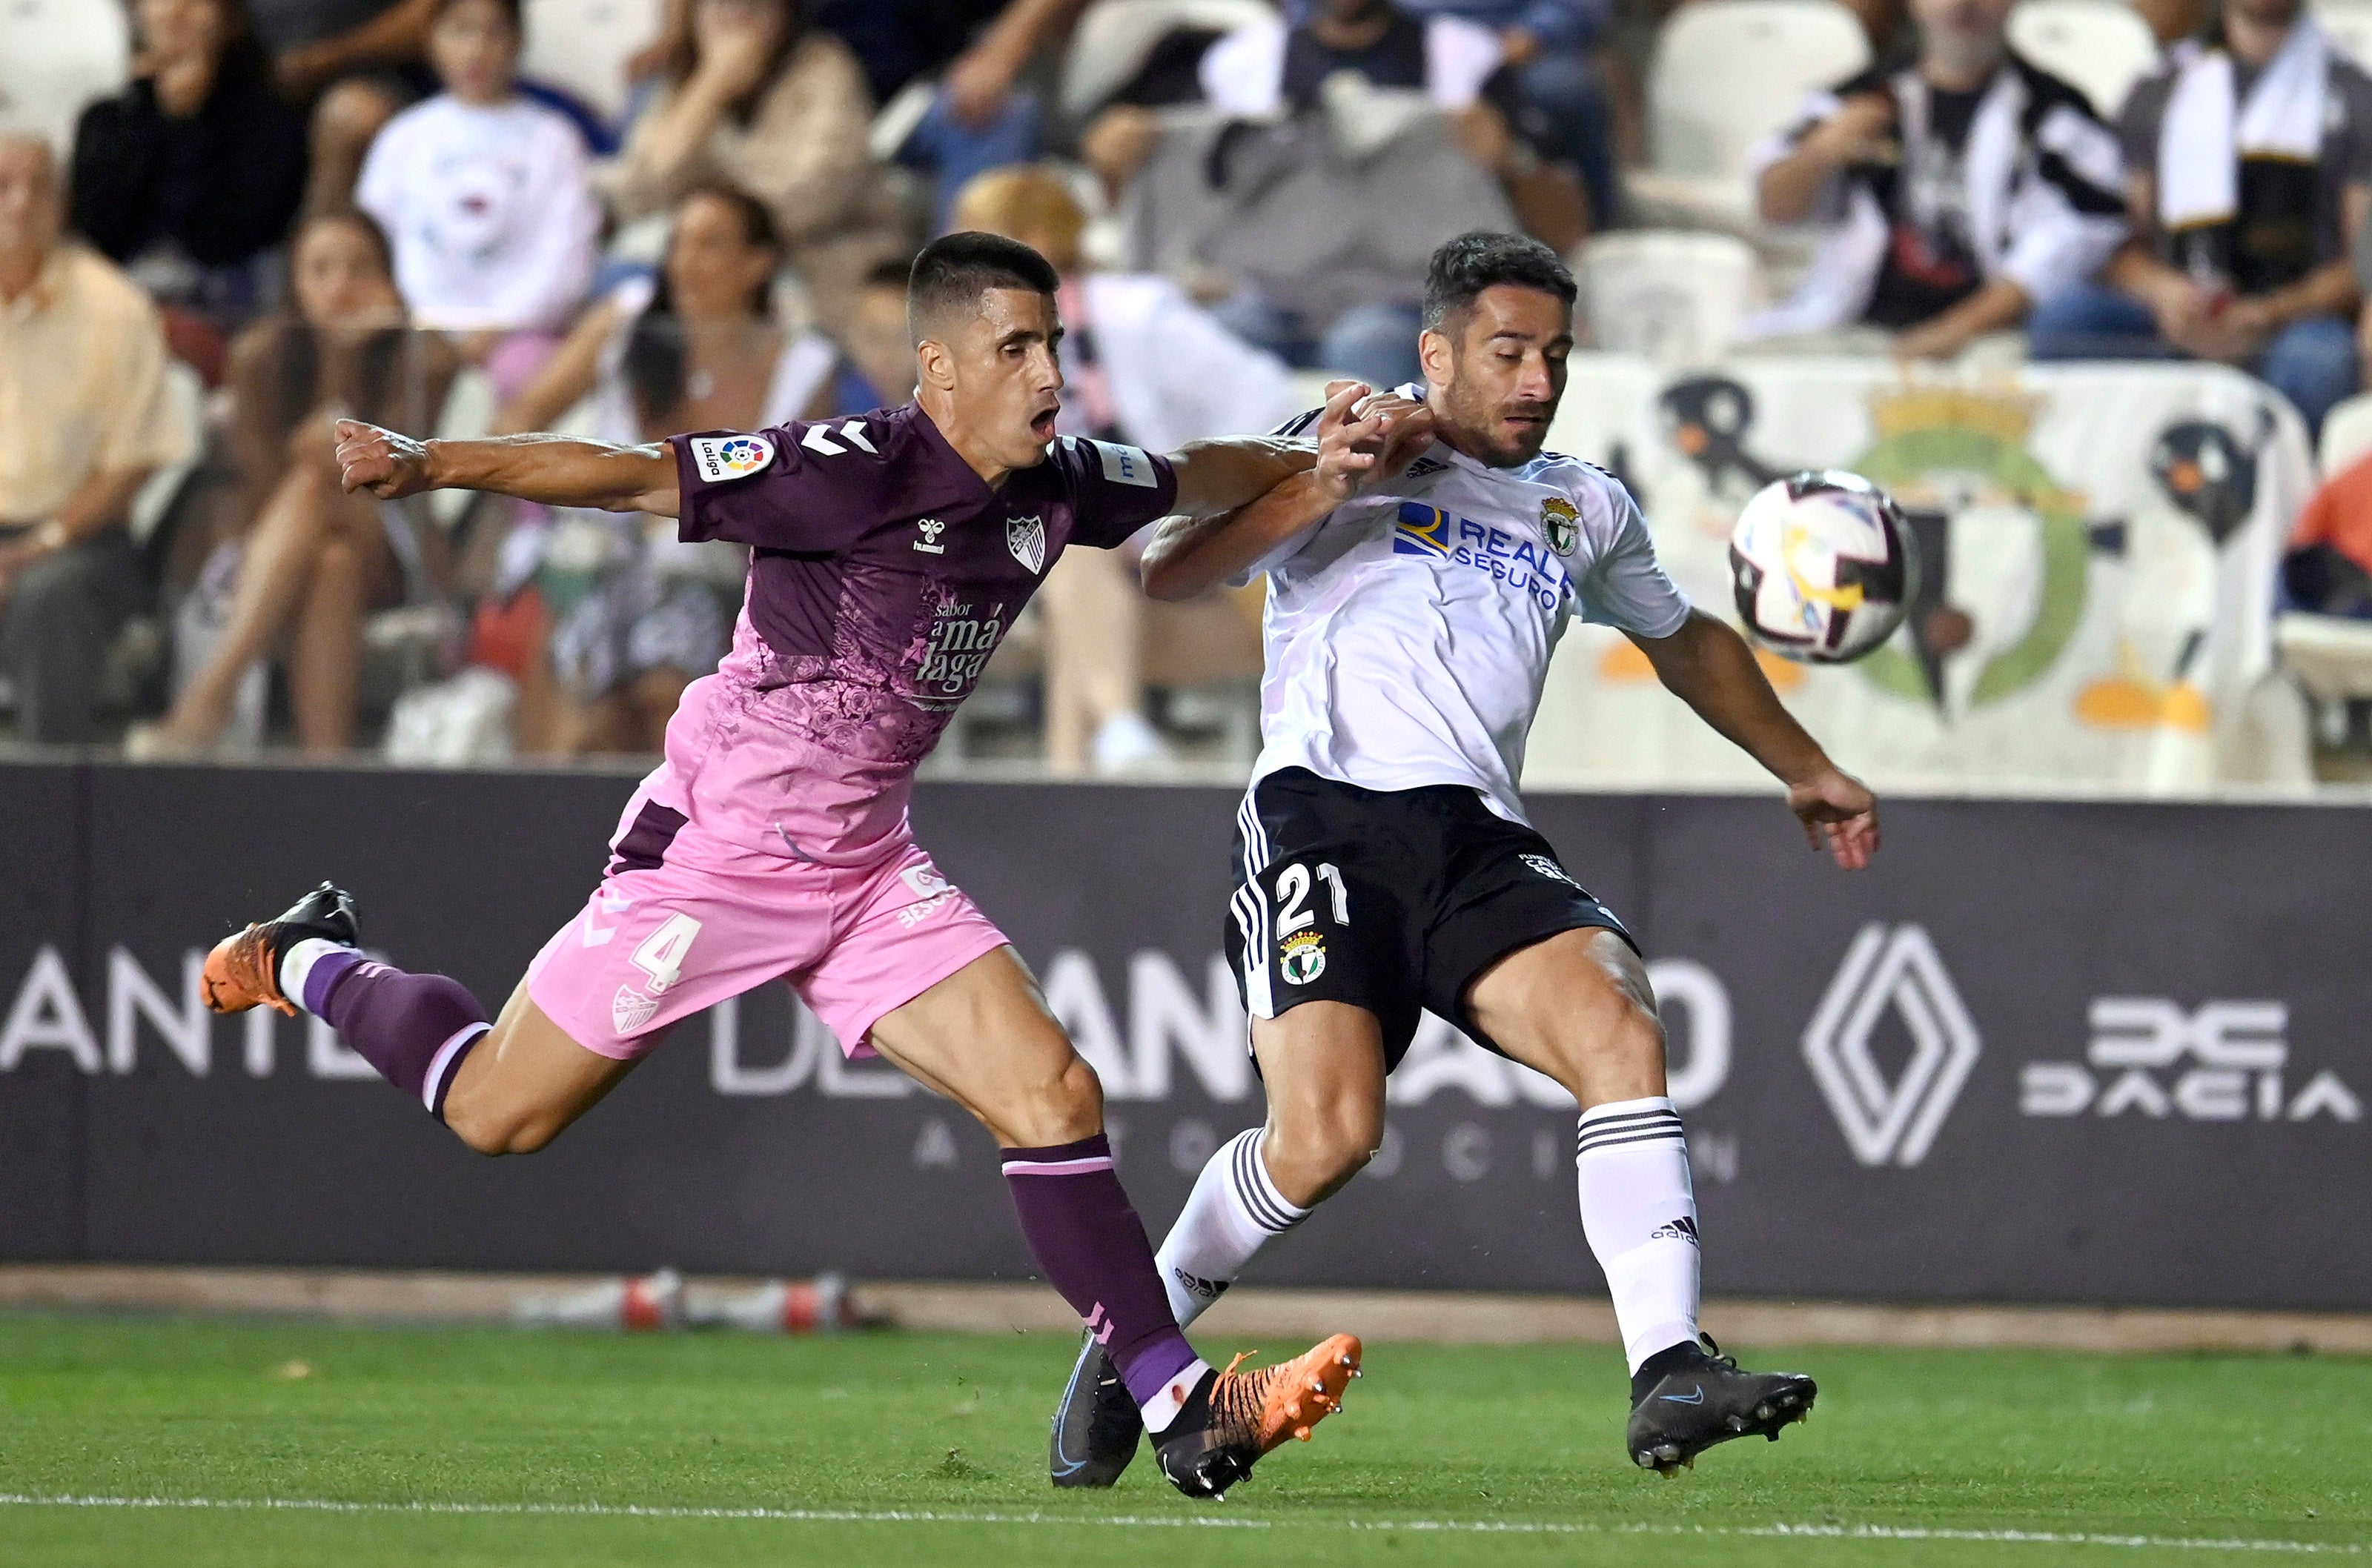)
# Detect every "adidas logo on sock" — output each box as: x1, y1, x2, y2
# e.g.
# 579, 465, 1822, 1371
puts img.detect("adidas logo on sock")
1648, 1216, 1700, 1244
1171, 1267, 1230, 1301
